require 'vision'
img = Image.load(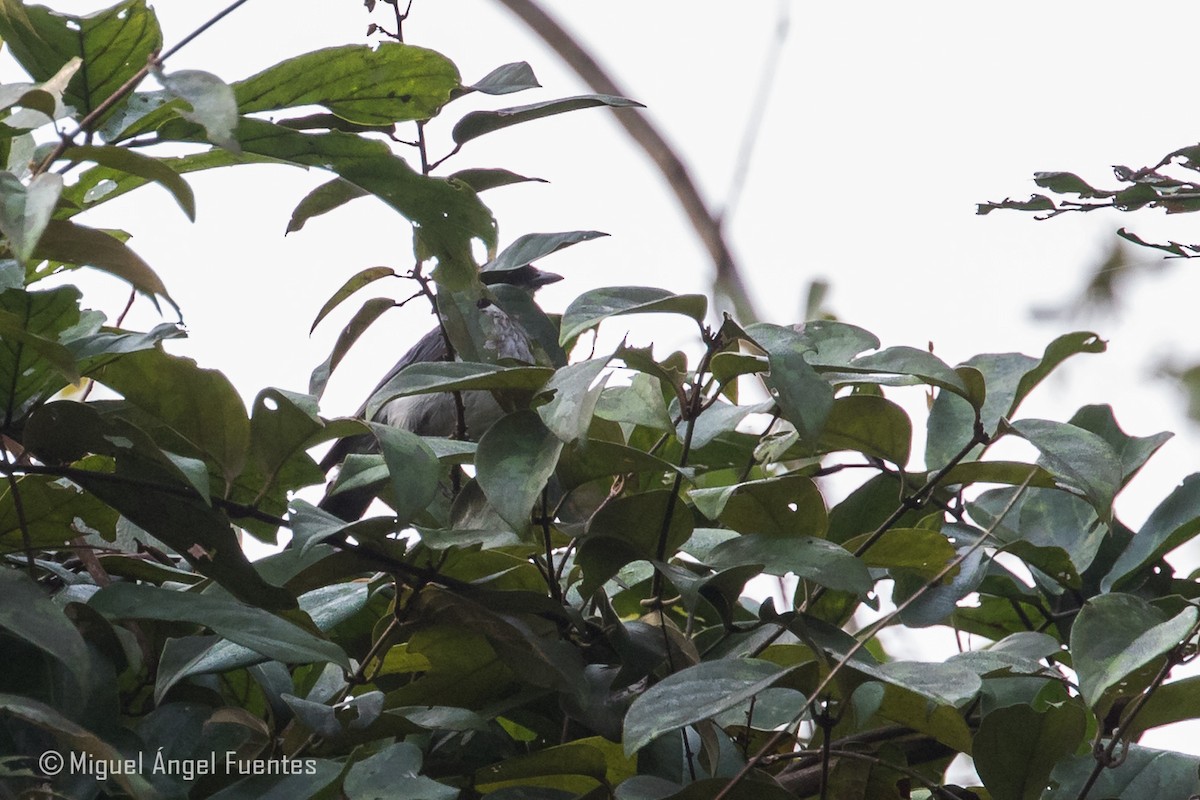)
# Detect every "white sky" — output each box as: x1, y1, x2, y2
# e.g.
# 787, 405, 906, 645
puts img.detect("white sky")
17, 0, 1200, 759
